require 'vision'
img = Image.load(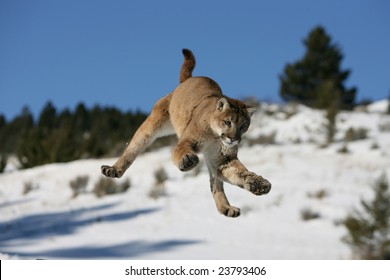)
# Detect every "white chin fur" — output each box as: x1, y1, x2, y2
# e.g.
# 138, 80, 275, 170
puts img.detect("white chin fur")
222, 139, 239, 148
